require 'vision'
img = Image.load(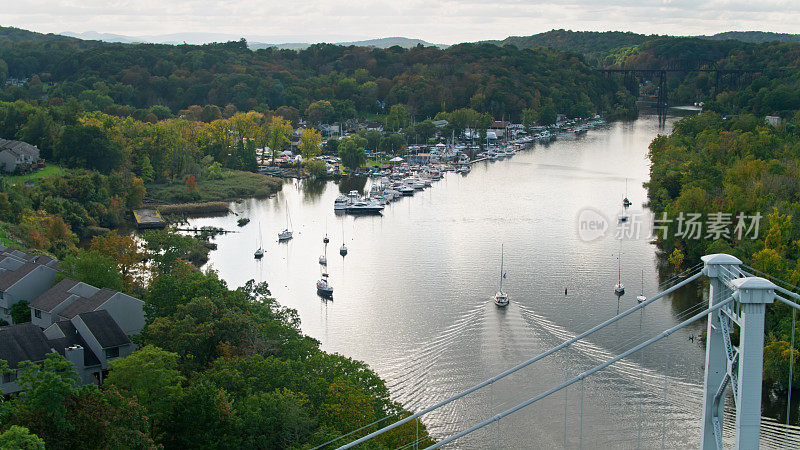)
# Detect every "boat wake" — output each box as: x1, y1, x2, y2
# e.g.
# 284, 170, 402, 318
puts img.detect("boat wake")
373, 300, 800, 448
